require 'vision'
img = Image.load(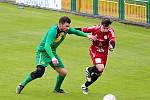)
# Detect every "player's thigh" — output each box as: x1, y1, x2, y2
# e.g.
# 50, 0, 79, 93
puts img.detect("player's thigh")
36, 51, 51, 67
89, 49, 102, 64
91, 52, 108, 66
94, 53, 108, 72
49, 53, 64, 68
